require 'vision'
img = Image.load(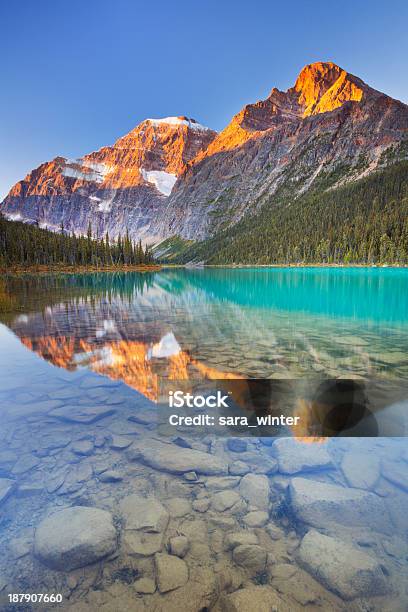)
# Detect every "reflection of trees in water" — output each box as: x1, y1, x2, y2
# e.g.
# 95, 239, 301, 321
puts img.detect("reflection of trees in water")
0, 279, 16, 313
1, 272, 158, 318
